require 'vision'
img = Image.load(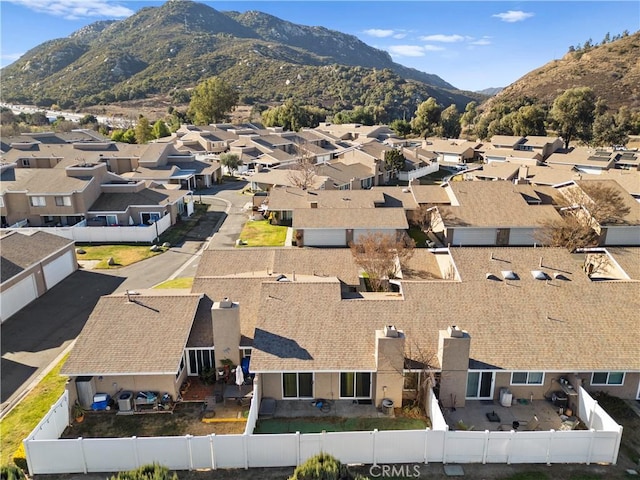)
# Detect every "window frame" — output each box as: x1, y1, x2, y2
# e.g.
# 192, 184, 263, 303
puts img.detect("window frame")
510, 371, 545, 385
339, 371, 372, 399
55, 196, 72, 207
591, 372, 625, 386
282, 372, 314, 399
29, 196, 46, 207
